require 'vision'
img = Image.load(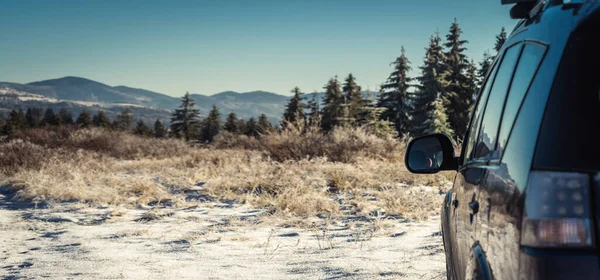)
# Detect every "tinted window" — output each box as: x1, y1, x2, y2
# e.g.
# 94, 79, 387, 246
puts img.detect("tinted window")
497, 44, 545, 157
534, 19, 600, 171
463, 56, 501, 163
473, 44, 521, 161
